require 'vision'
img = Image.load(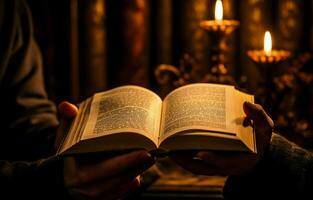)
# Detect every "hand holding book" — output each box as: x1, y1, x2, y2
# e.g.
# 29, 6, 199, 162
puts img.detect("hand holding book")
54, 87, 271, 199
170, 102, 274, 176
56, 102, 155, 199
57, 83, 256, 156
